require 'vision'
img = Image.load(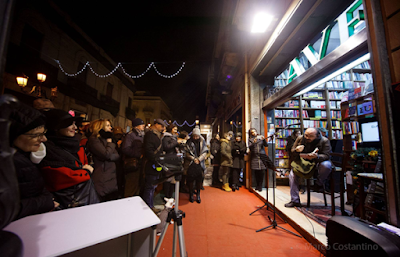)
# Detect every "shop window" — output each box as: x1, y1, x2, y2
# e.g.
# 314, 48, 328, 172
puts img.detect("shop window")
347, 0, 365, 36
